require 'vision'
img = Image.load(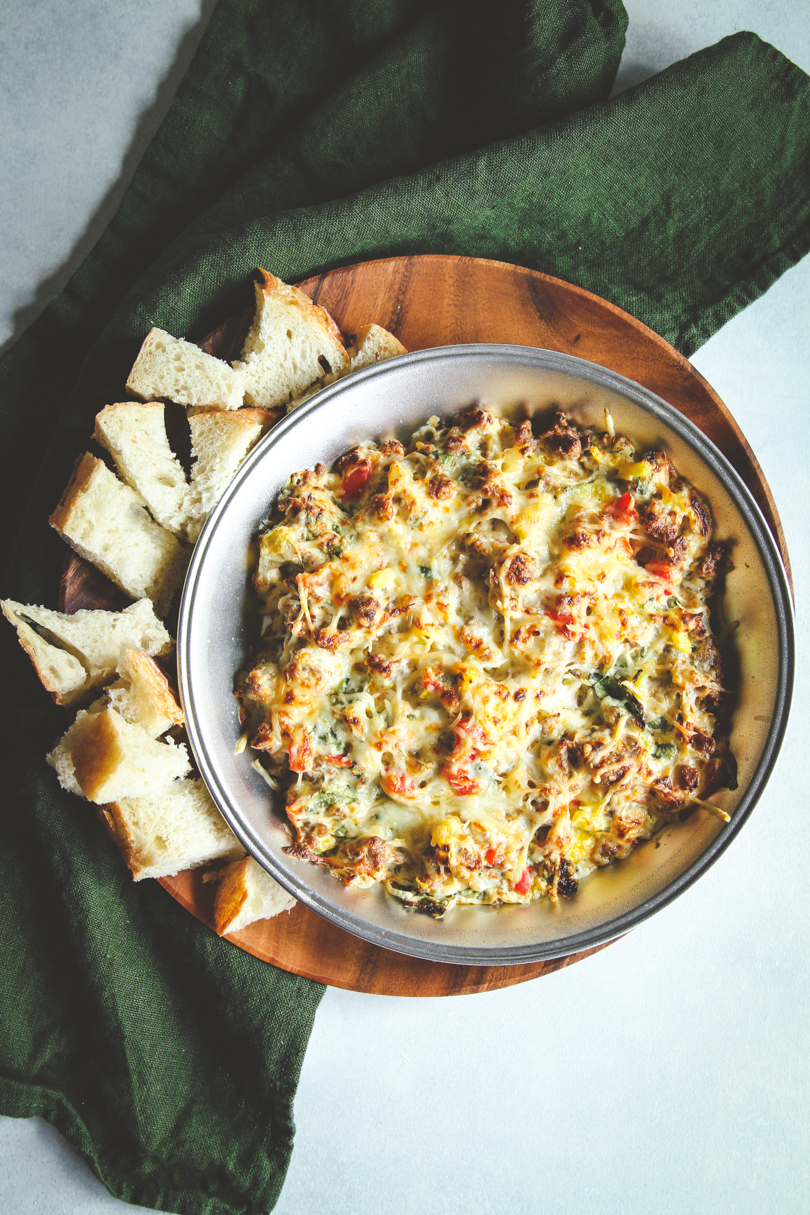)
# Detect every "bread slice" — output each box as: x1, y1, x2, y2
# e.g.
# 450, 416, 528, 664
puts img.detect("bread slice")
48, 705, 189, 803
127, 328, 245, 410
99, 778, 245, 881
233, 269, 349, 409
1, 598, 173, 705
184, 408, 276, 542
49, 453, 189, 616
106, 649, 184, 738
94, 402, 188, 536
347, 323, 407, 371
214, 855, 296, 935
